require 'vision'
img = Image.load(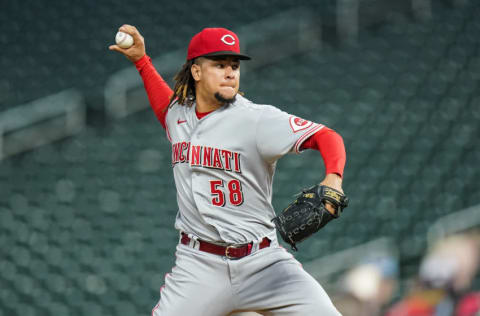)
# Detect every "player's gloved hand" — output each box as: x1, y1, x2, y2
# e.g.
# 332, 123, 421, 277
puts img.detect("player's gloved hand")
272, 183, 349, 251
109, 24, 146, 63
